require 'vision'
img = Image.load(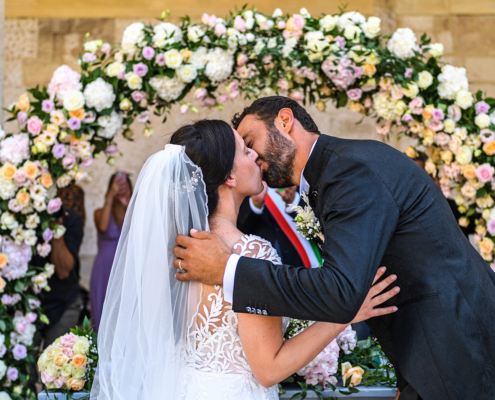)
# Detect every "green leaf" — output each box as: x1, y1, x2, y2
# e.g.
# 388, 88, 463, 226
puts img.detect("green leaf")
0, 320, 6, 331
476, 187, 487, 199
